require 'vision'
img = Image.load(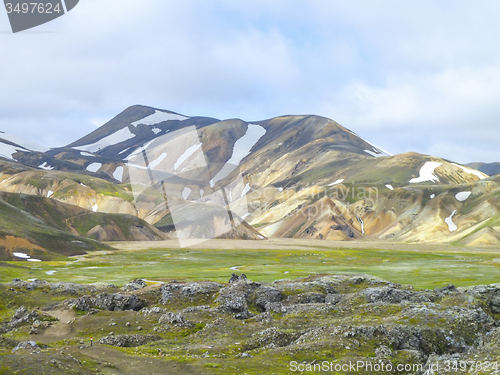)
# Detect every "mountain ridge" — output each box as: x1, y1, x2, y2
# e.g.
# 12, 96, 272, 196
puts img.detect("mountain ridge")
0, 104, 498, 250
